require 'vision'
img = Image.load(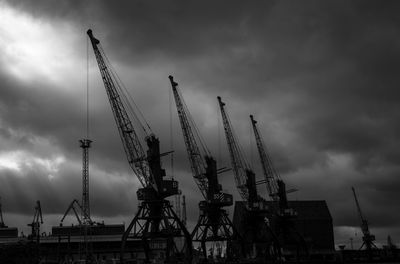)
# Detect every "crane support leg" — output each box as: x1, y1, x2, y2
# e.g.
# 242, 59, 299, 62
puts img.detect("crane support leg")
121, 200, 192, 264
